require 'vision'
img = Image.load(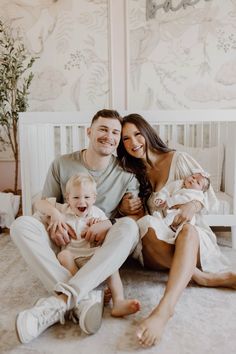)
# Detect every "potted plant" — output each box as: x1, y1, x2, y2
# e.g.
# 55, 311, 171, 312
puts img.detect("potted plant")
0, 19, 36, 194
